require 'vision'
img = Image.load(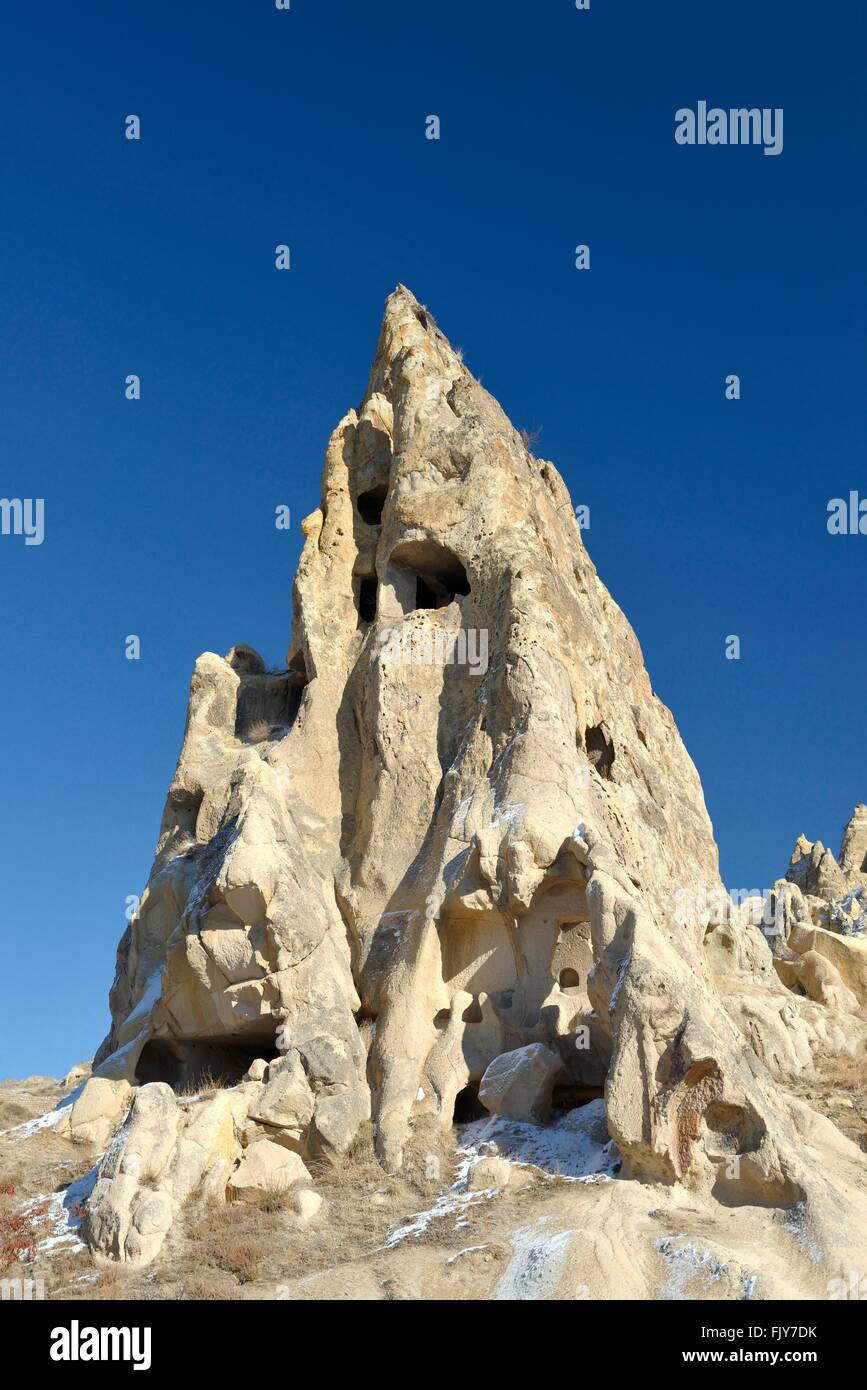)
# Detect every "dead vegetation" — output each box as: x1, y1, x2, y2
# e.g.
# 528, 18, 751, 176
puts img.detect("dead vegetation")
0, 1190, 49, 1270
792, 1050, 867, 1151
